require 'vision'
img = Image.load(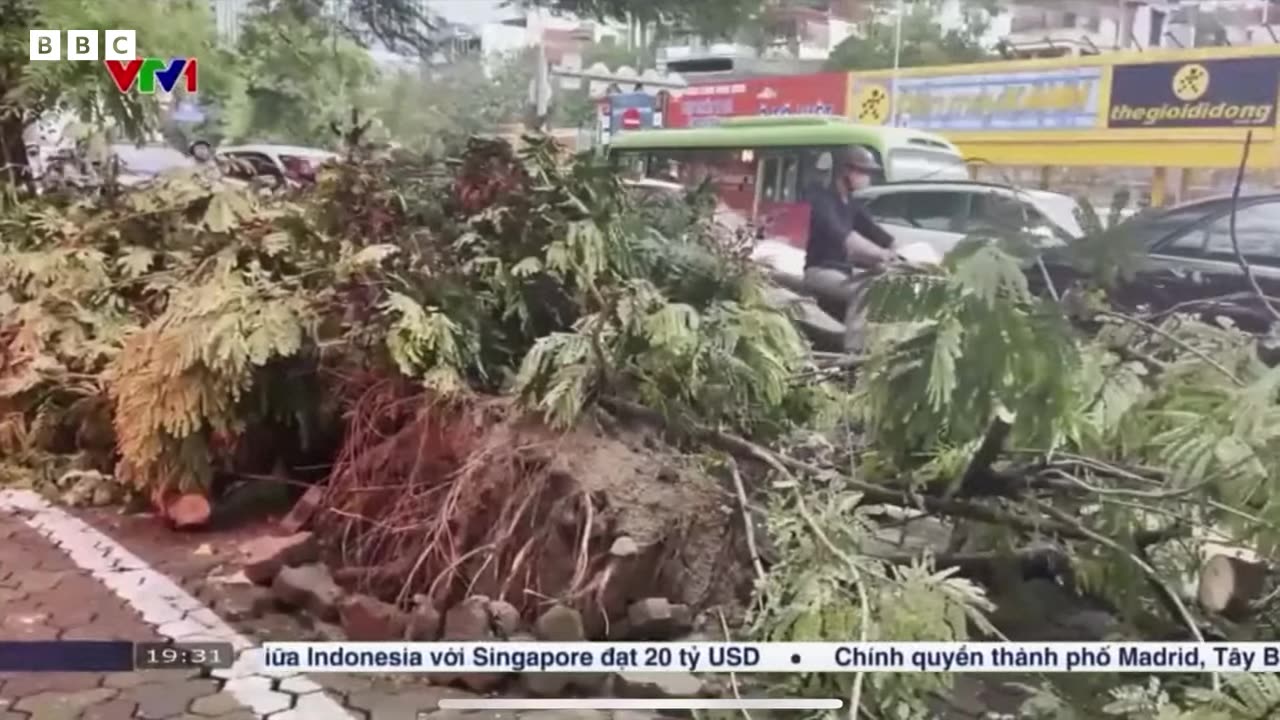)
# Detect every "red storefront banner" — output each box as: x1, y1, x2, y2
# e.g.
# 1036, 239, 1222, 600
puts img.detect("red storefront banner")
664, 71, 850, 128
